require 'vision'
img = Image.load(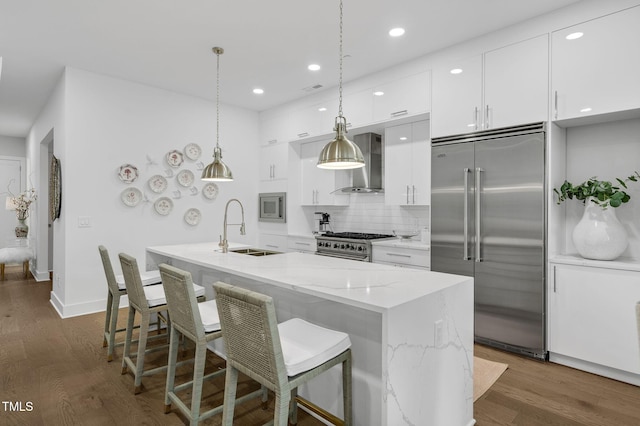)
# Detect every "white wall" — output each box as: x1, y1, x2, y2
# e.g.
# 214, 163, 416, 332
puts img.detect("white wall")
28, 67, 259, 317
0, 135, 26, 157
